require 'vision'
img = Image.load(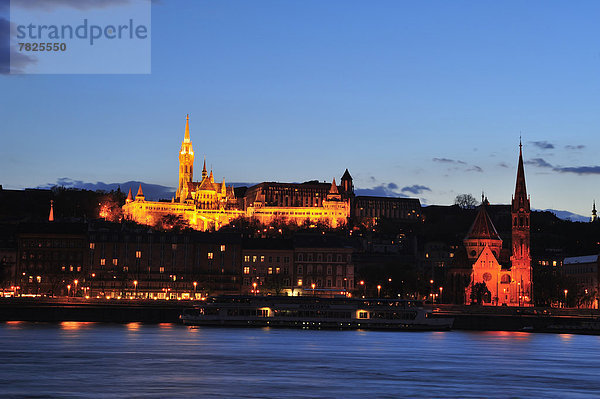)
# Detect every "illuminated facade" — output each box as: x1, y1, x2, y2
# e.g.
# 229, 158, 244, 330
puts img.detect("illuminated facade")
123, 116, 352, 230
463, 142, 533, 306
